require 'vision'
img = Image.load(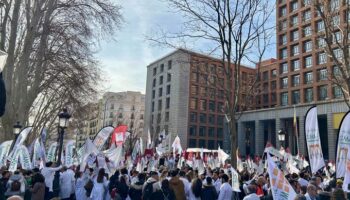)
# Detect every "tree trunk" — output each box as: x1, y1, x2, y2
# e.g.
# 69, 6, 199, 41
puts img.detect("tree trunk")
230, 118, 237, 169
